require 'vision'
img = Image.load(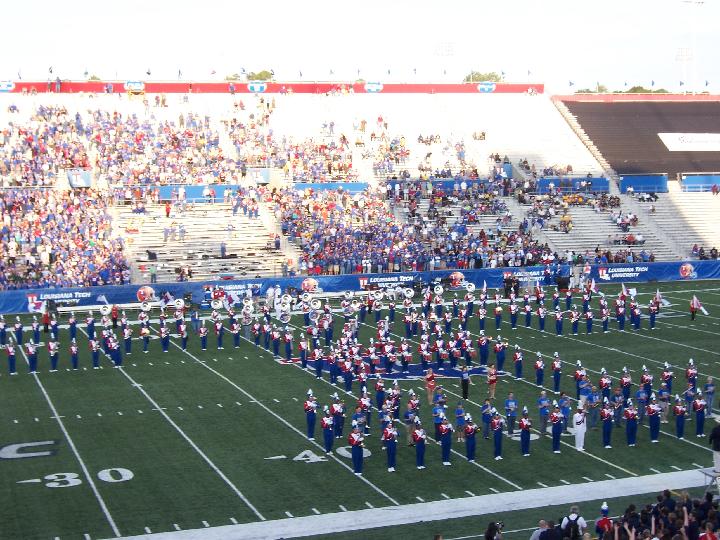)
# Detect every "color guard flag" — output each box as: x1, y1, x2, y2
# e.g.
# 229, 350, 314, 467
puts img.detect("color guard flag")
620, 283, 628, 298
691, 295, 709, 315
160, 291, 174, 308
482, 280, 487, 293
590, 279, 598, 293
